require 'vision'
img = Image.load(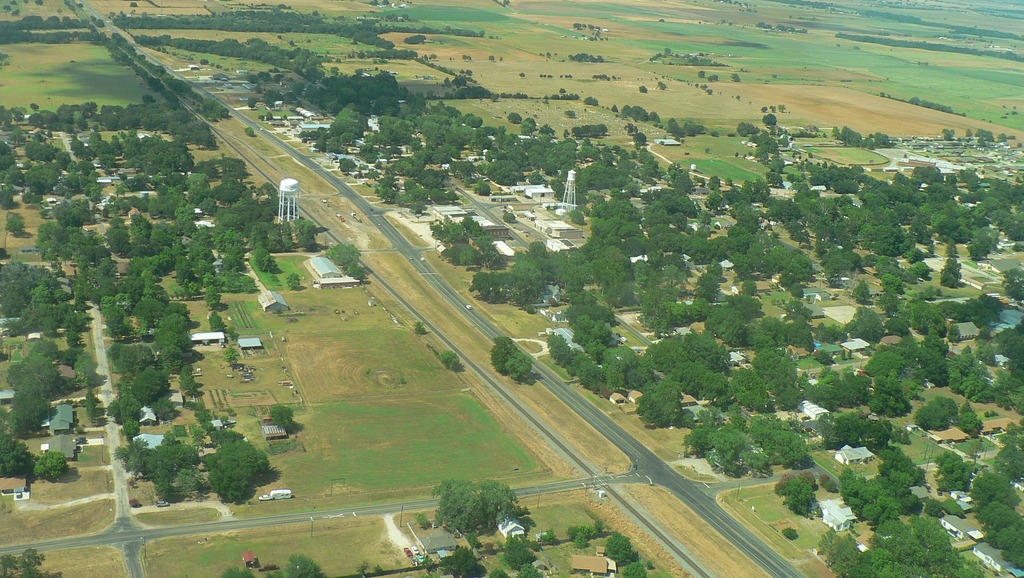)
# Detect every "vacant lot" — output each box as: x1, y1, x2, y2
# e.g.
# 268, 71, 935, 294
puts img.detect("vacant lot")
208, 281, 548, 507
38, 547, 126, 578
146, 515, 405, 578
0, 499, 114, 547
0, 44, 149, 108
28, 467, 112, 505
